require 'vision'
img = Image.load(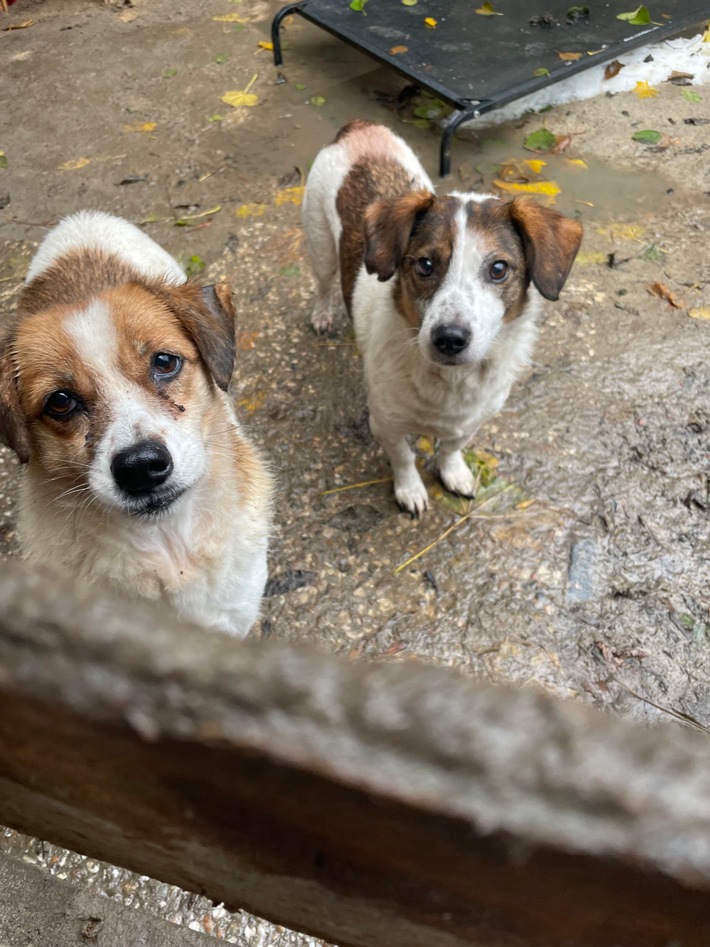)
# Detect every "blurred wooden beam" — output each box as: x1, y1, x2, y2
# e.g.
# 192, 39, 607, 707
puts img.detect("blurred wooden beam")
1, 560, 710, 947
